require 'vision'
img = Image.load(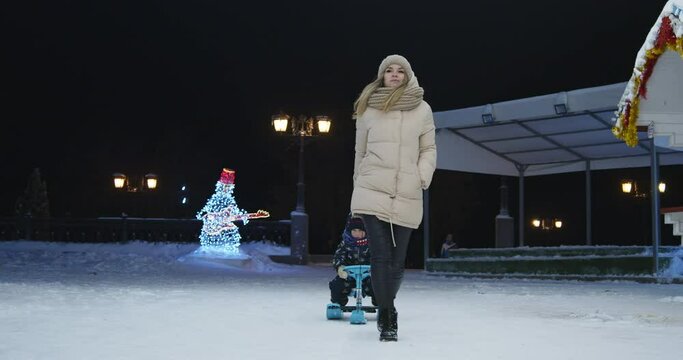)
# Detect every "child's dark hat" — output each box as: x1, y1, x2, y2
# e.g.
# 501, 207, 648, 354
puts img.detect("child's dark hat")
347, 216, 365, 232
